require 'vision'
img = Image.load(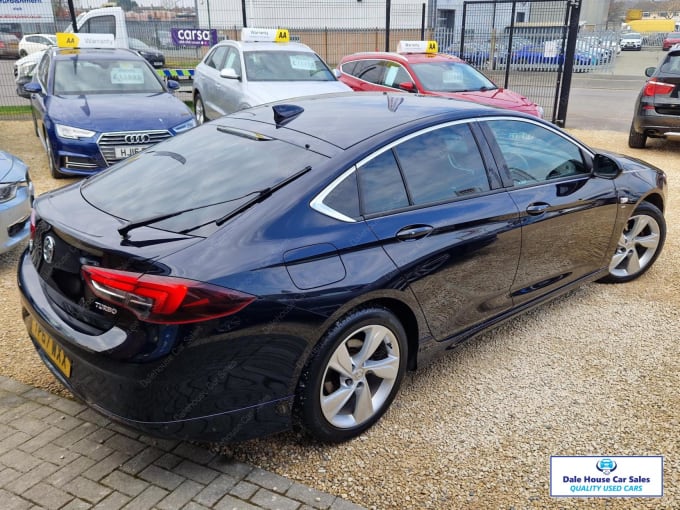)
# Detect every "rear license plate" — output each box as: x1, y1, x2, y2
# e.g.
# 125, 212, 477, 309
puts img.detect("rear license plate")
30, 319, 72, 378
114, 146, 146, 158
153, 61, 163, 66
